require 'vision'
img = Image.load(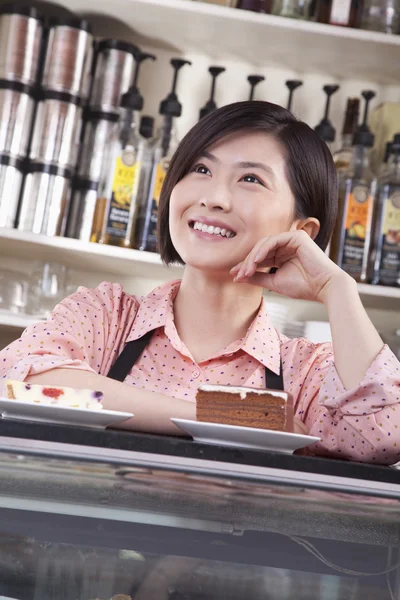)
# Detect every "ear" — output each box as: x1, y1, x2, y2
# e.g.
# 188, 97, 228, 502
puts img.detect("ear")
293, 217, 320, 241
